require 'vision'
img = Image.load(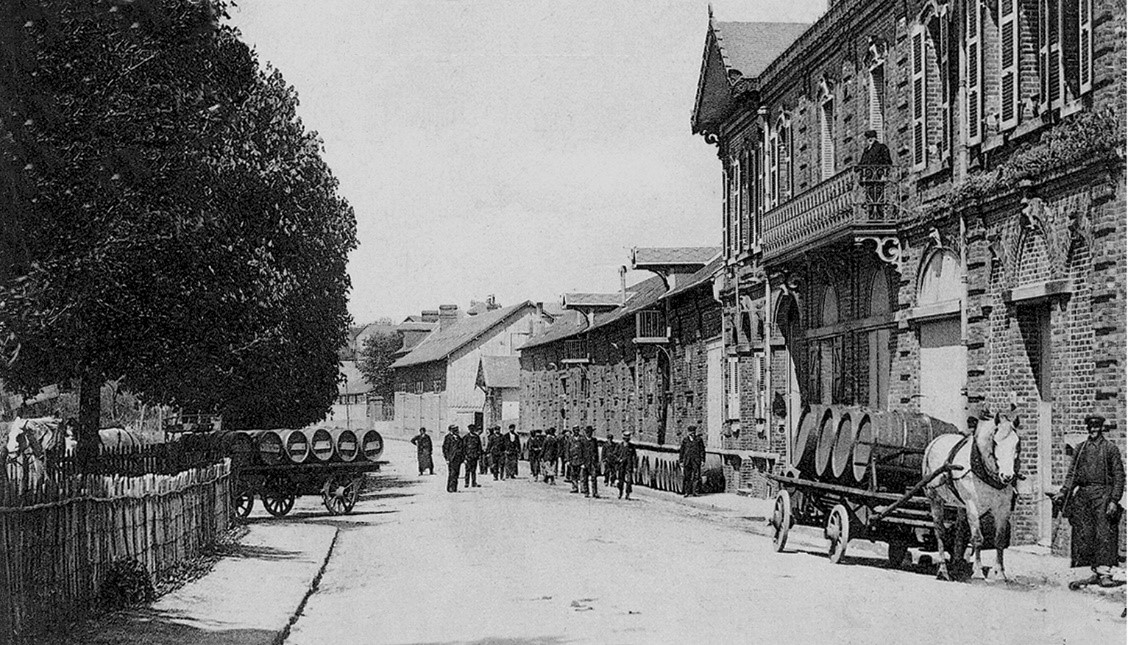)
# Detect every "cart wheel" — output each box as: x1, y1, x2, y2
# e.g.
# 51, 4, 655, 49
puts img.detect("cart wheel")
234, 491, 255, 519
262, 477, 296, 517
826, 504, 850, 564
771, 489, 792, 552
887, 542, 909, 568
322, 474, 364, 515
